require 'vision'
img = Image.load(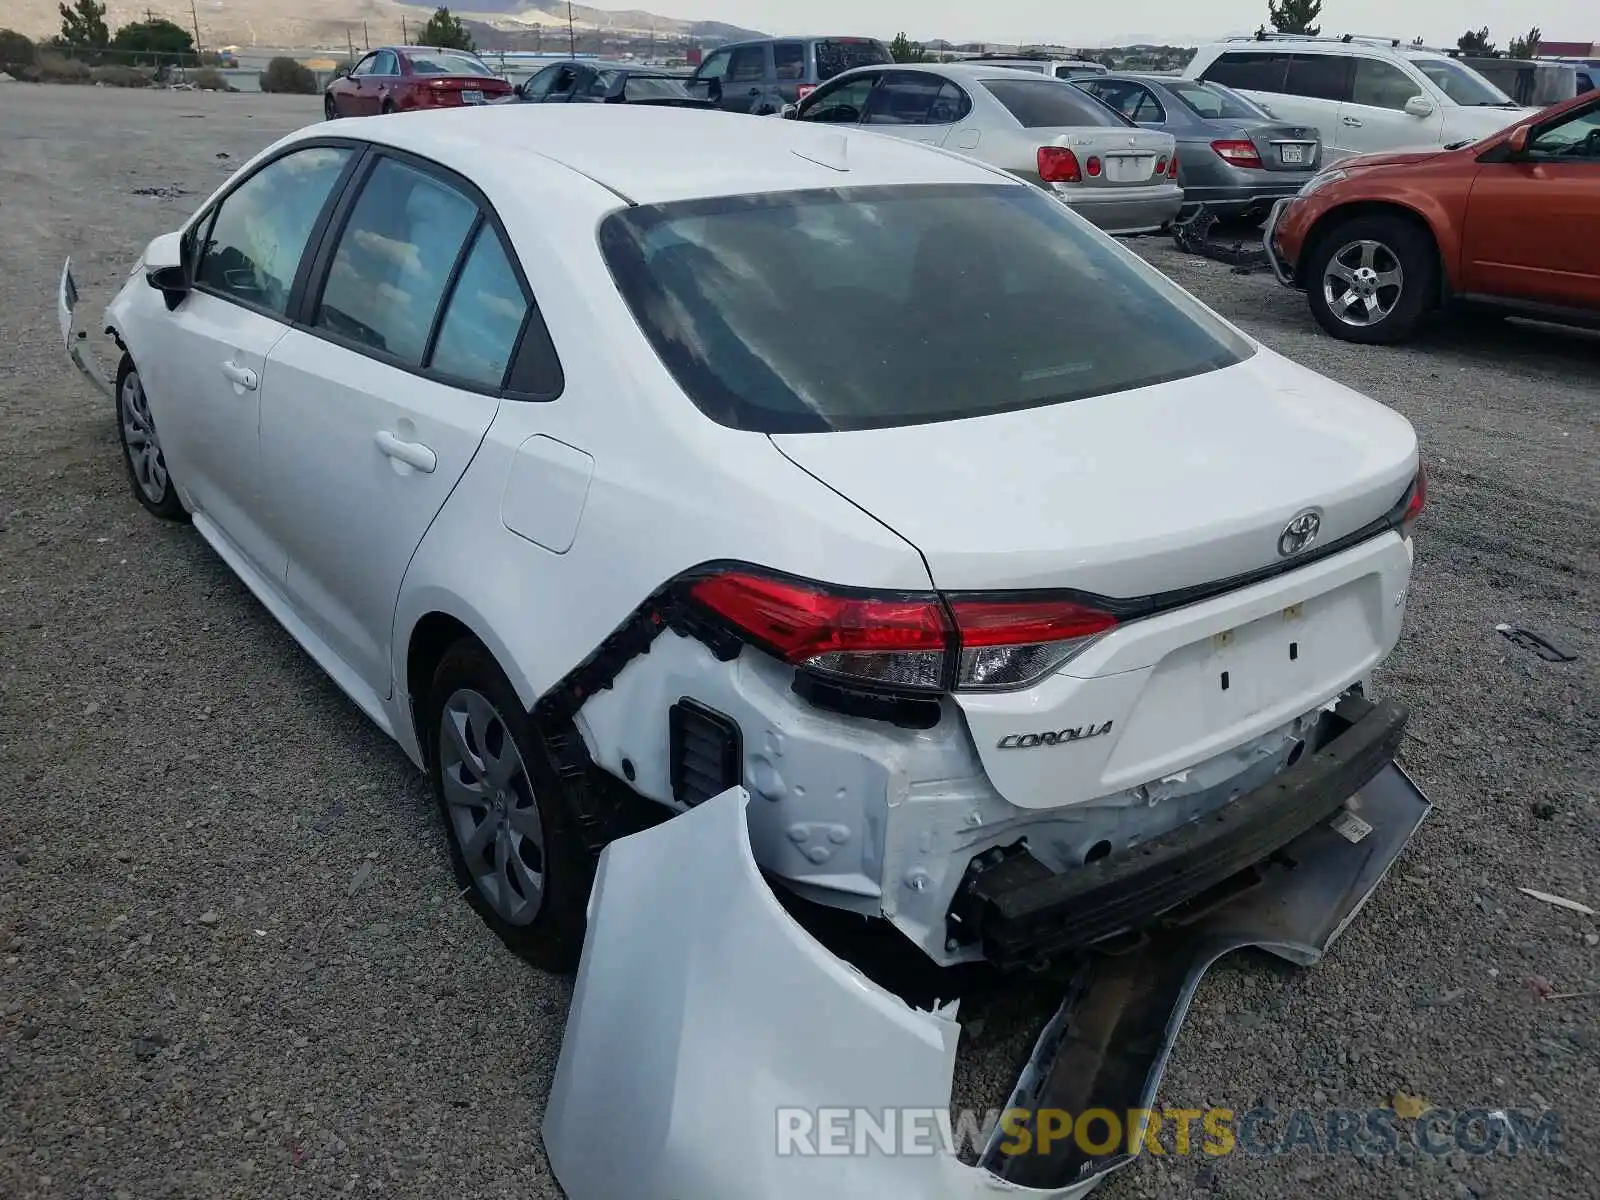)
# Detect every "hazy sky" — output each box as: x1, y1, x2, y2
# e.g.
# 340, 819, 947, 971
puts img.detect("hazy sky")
639, 0, 1595, 47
